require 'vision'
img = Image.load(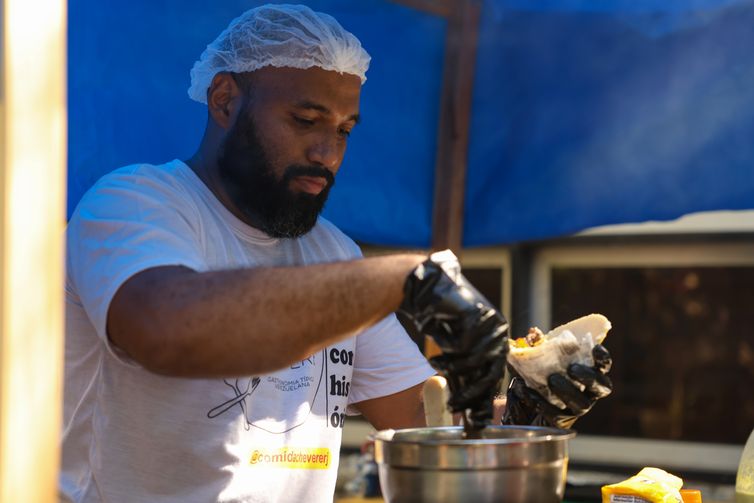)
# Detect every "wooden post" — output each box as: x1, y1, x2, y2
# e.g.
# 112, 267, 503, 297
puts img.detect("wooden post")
0, 0, 67, 501
430, 0, 480, 256
389, 0, 481, 358
430, 0, 482, 357
387, 0, 452, 17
